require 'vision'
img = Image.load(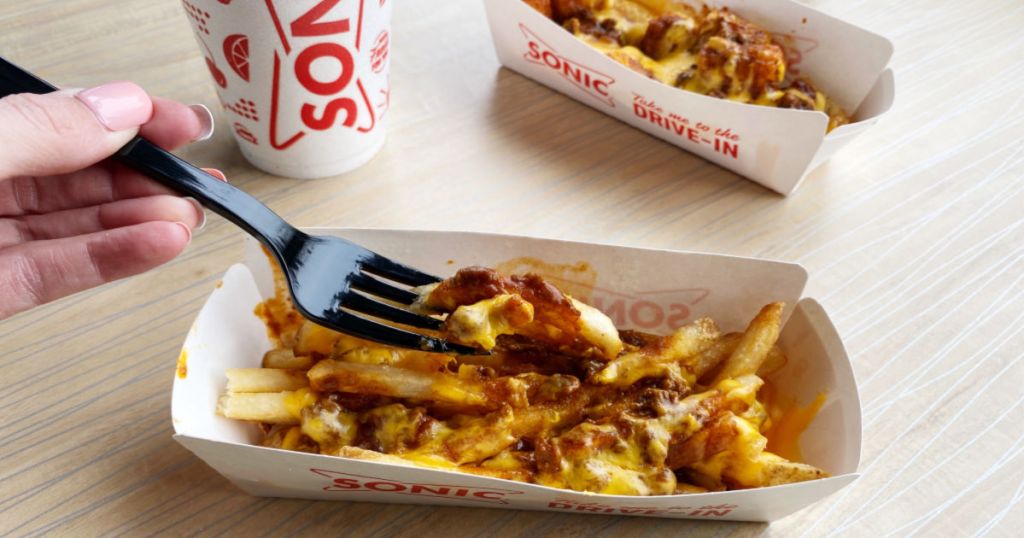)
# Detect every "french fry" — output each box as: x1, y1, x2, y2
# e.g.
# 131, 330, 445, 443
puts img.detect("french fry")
668, 403, 828, 489
522, 0, 553, 18
337, 445, 445, 468
469, 451, 537, 483
294, 320, 344, 356
591, 318, 720, 387
263, 425, 316, 452
710, 302, 784, 385
666, 412, 739, 469
425, 267, 623, 359
217, 392, 297, 424
222, 259, 830, 496
262, 348, 314, 370
674, 483, 709, 494
225, 368, 308, 393
757, 345, 788, 376
333, 344, 454, 374
429, 407, 518, 464
757, 454, 830, 486
692, 332, 741, 384
308, 359, 528, 410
